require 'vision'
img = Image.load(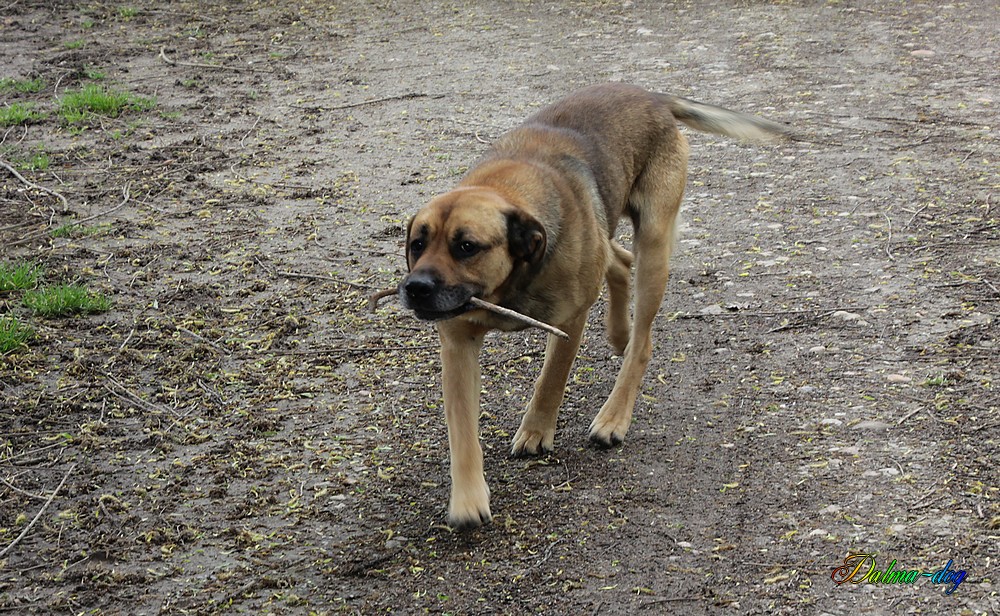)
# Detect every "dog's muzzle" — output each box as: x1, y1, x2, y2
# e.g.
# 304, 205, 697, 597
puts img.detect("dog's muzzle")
399, 271, 477, 321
